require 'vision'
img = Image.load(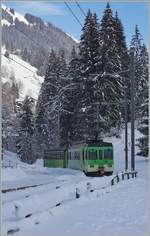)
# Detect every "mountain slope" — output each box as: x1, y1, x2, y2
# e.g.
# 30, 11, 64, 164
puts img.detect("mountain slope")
2, 4, 79, 75
2, 47, 43, 100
